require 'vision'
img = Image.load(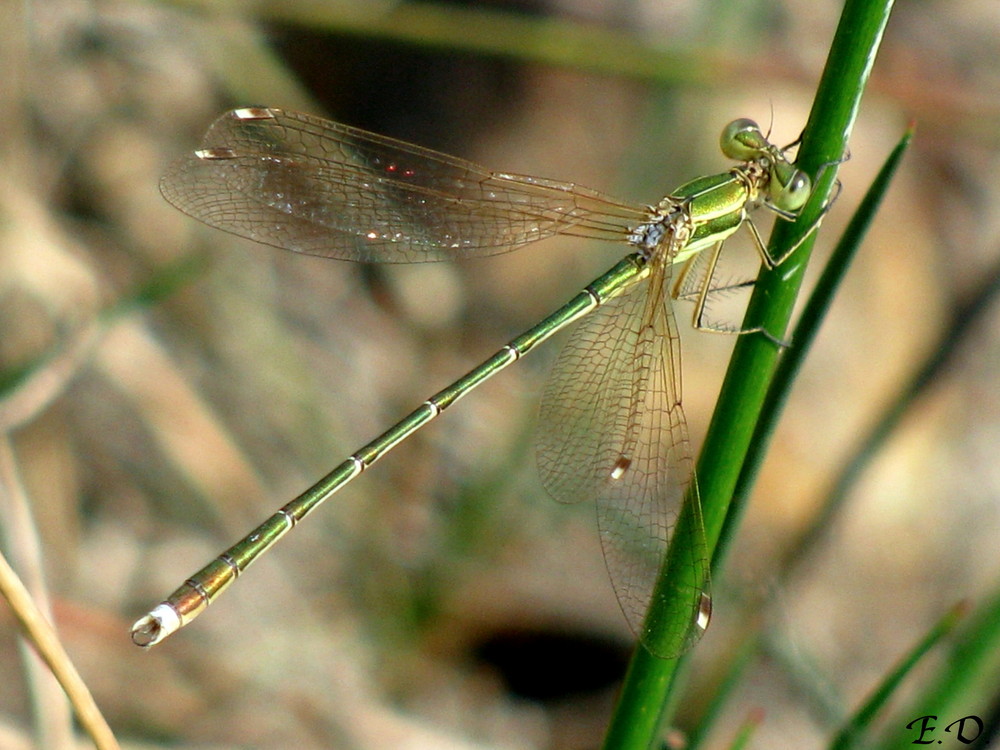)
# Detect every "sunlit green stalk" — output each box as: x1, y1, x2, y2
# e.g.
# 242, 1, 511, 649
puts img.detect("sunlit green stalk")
600, 0, 896, 747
